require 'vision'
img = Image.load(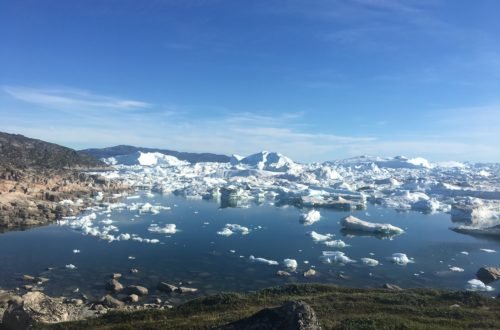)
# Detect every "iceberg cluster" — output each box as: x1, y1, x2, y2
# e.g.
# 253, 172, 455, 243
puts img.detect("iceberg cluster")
94, 151, 499, 236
